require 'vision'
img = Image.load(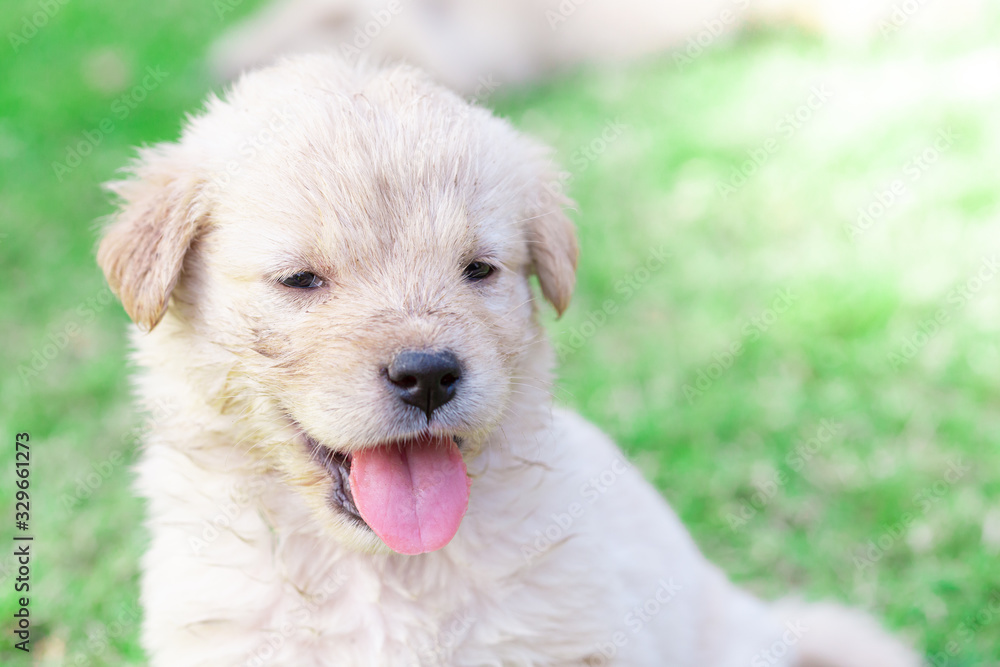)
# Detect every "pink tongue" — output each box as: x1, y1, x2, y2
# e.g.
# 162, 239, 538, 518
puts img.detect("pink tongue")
349, 434, 470, 555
